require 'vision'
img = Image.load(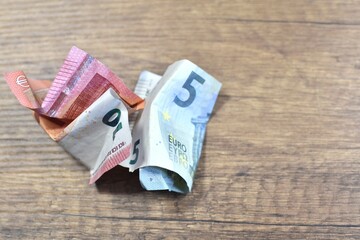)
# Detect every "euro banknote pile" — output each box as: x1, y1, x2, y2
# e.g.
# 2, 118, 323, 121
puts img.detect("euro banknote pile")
4, 46, 222, 193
